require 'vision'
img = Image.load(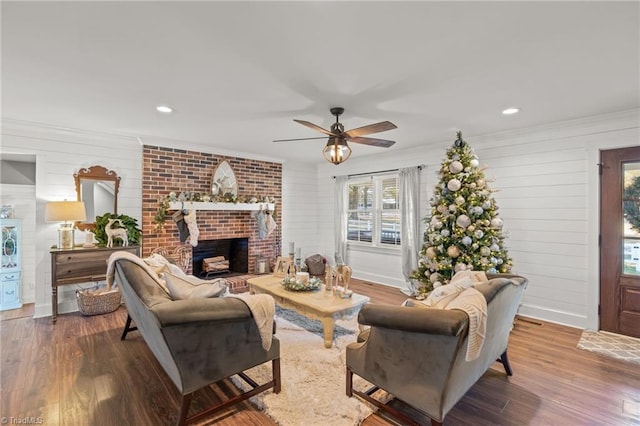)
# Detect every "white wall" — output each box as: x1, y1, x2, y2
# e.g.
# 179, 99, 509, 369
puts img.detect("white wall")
281, 161, 319, 262
316, 109, 640, 330
0, 119, 142, 318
